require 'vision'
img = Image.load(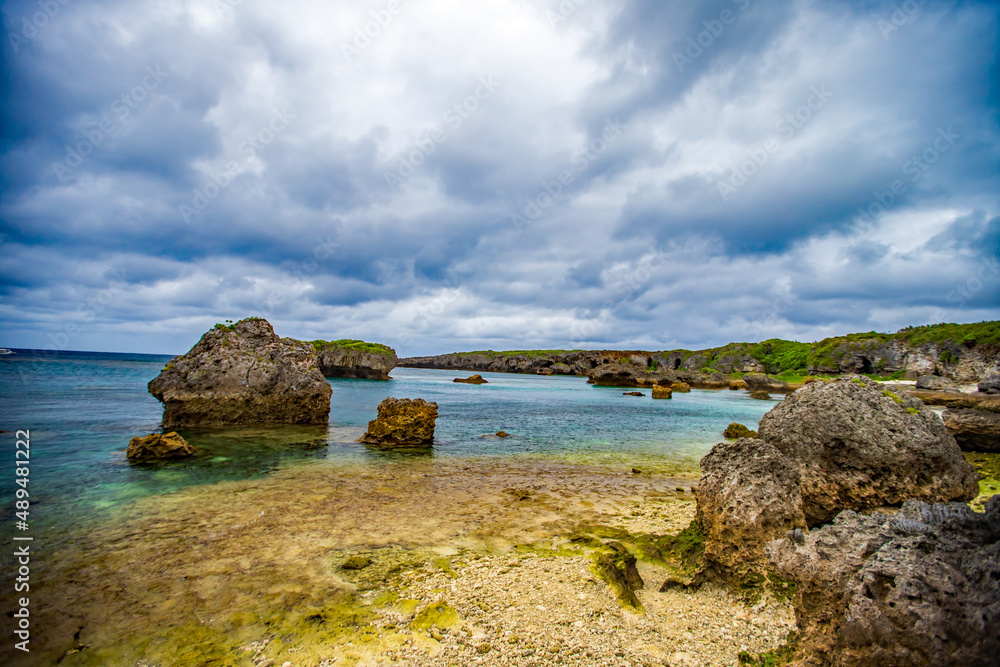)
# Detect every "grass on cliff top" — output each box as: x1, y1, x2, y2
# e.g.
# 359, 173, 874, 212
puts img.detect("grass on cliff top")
454, 349, 583, 358
896, 321, 1000, 348
311, 339, 396, 355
